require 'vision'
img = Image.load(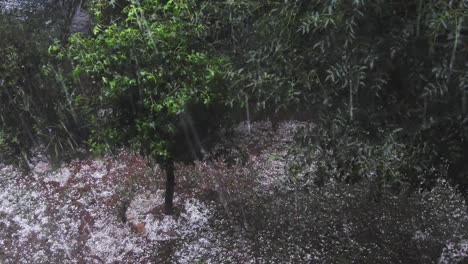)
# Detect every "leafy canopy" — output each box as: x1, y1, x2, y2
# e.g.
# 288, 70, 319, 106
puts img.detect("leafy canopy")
60, 0, 227, 161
